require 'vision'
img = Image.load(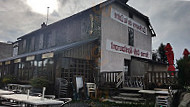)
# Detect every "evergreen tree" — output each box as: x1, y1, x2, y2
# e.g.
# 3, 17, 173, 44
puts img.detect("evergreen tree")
158, 43, 167, 63
177, 56, 190, 86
